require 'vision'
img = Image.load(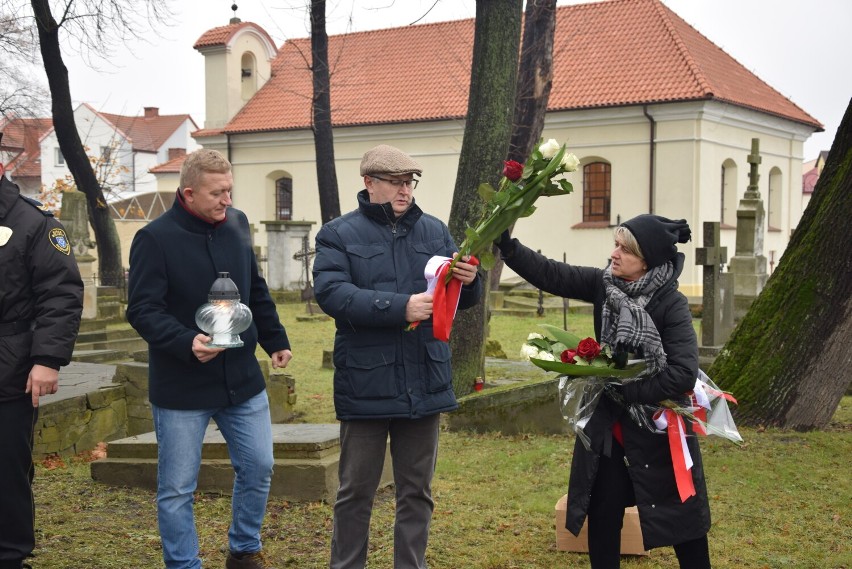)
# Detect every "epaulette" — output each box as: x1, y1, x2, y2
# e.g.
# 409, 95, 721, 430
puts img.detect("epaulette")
19, 195, 55, 217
